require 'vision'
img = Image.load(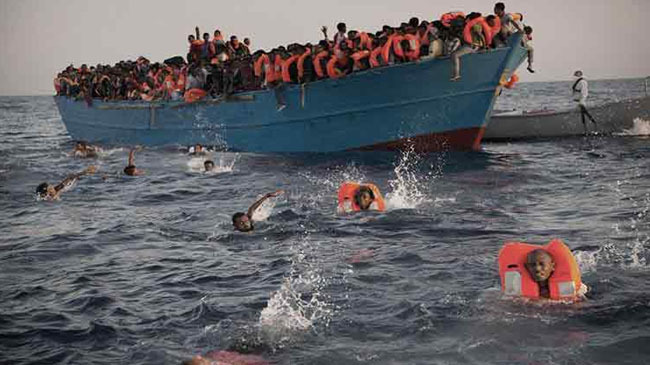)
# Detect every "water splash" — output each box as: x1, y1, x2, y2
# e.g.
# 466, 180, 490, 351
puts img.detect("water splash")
251, 198, 276, 222
187, 154, 238, 174
258, 233, 334, 349
617, 118, 650, 136
574, 240, 648, 273
385, 145, 435, 210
